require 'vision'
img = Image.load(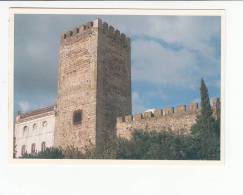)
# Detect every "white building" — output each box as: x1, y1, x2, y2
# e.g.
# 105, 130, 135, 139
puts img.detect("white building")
15, 106, 55, 157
